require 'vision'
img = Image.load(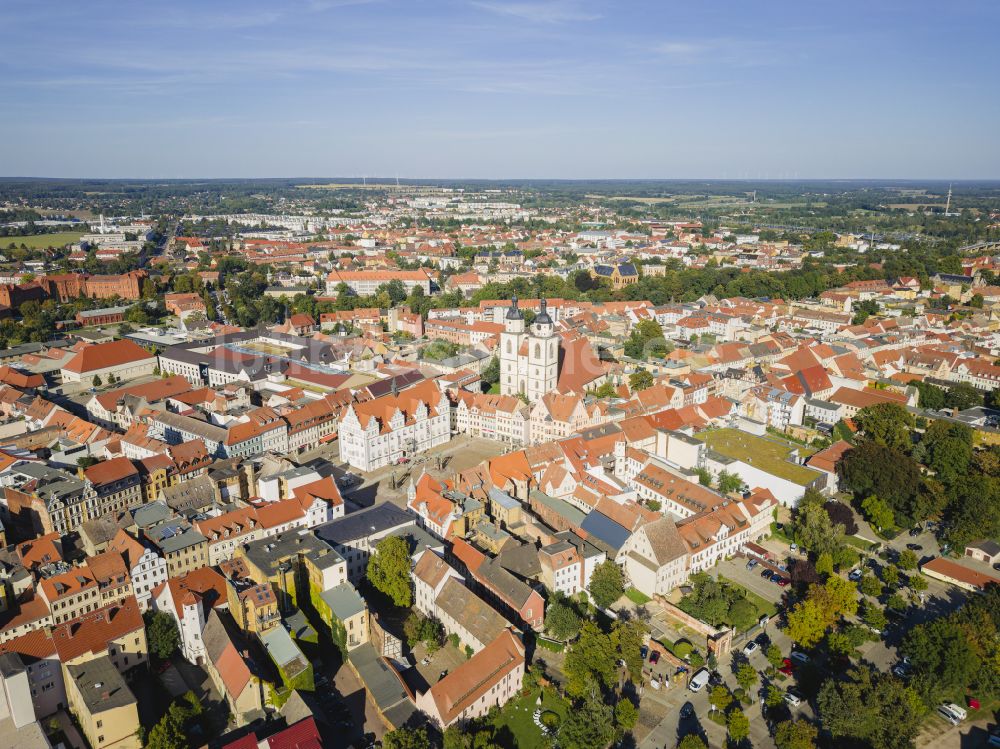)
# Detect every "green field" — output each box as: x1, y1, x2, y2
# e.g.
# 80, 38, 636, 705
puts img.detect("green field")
491, 688, 570, 749
697, 428, 818, 485
1, 231, 84, 249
